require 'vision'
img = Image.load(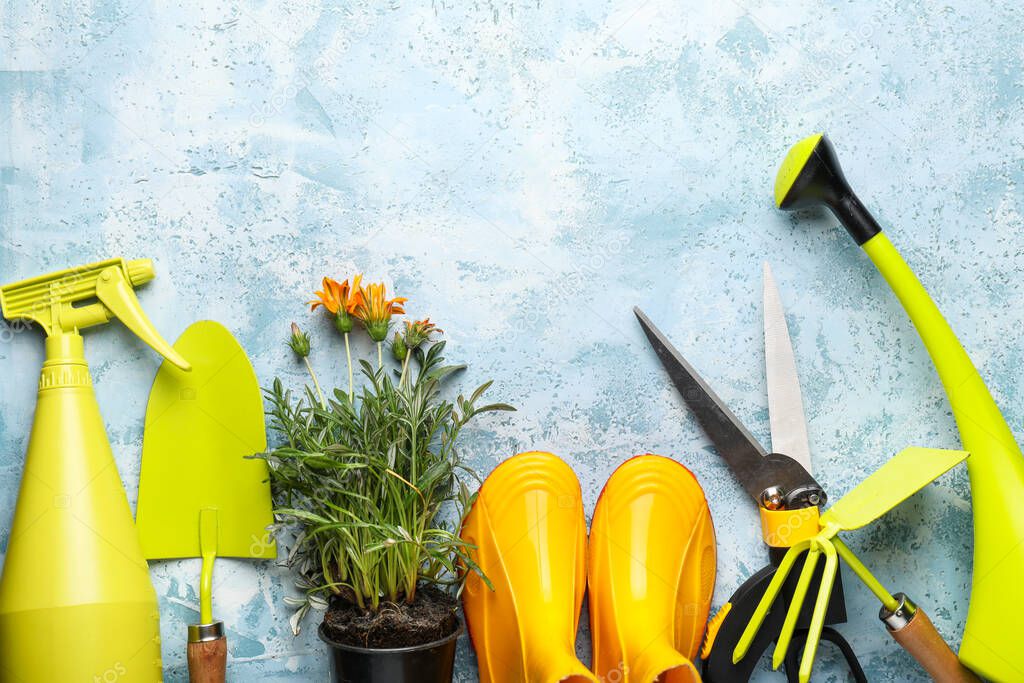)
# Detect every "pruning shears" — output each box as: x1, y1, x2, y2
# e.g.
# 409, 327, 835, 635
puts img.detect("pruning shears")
635, 263, 865, 682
